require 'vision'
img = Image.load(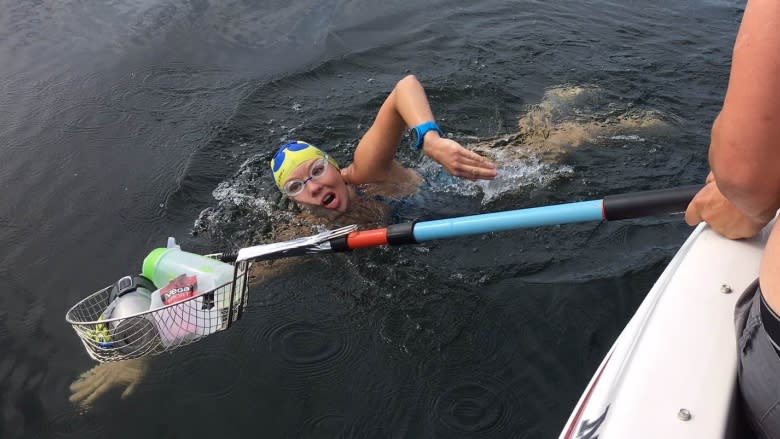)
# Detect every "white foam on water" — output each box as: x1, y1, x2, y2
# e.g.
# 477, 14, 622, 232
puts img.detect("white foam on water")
211, 180, 272, 210
608, 134, 645, 142
193, 152, 285, 237
414, 147, 574, 205
476, 154, 574, 204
